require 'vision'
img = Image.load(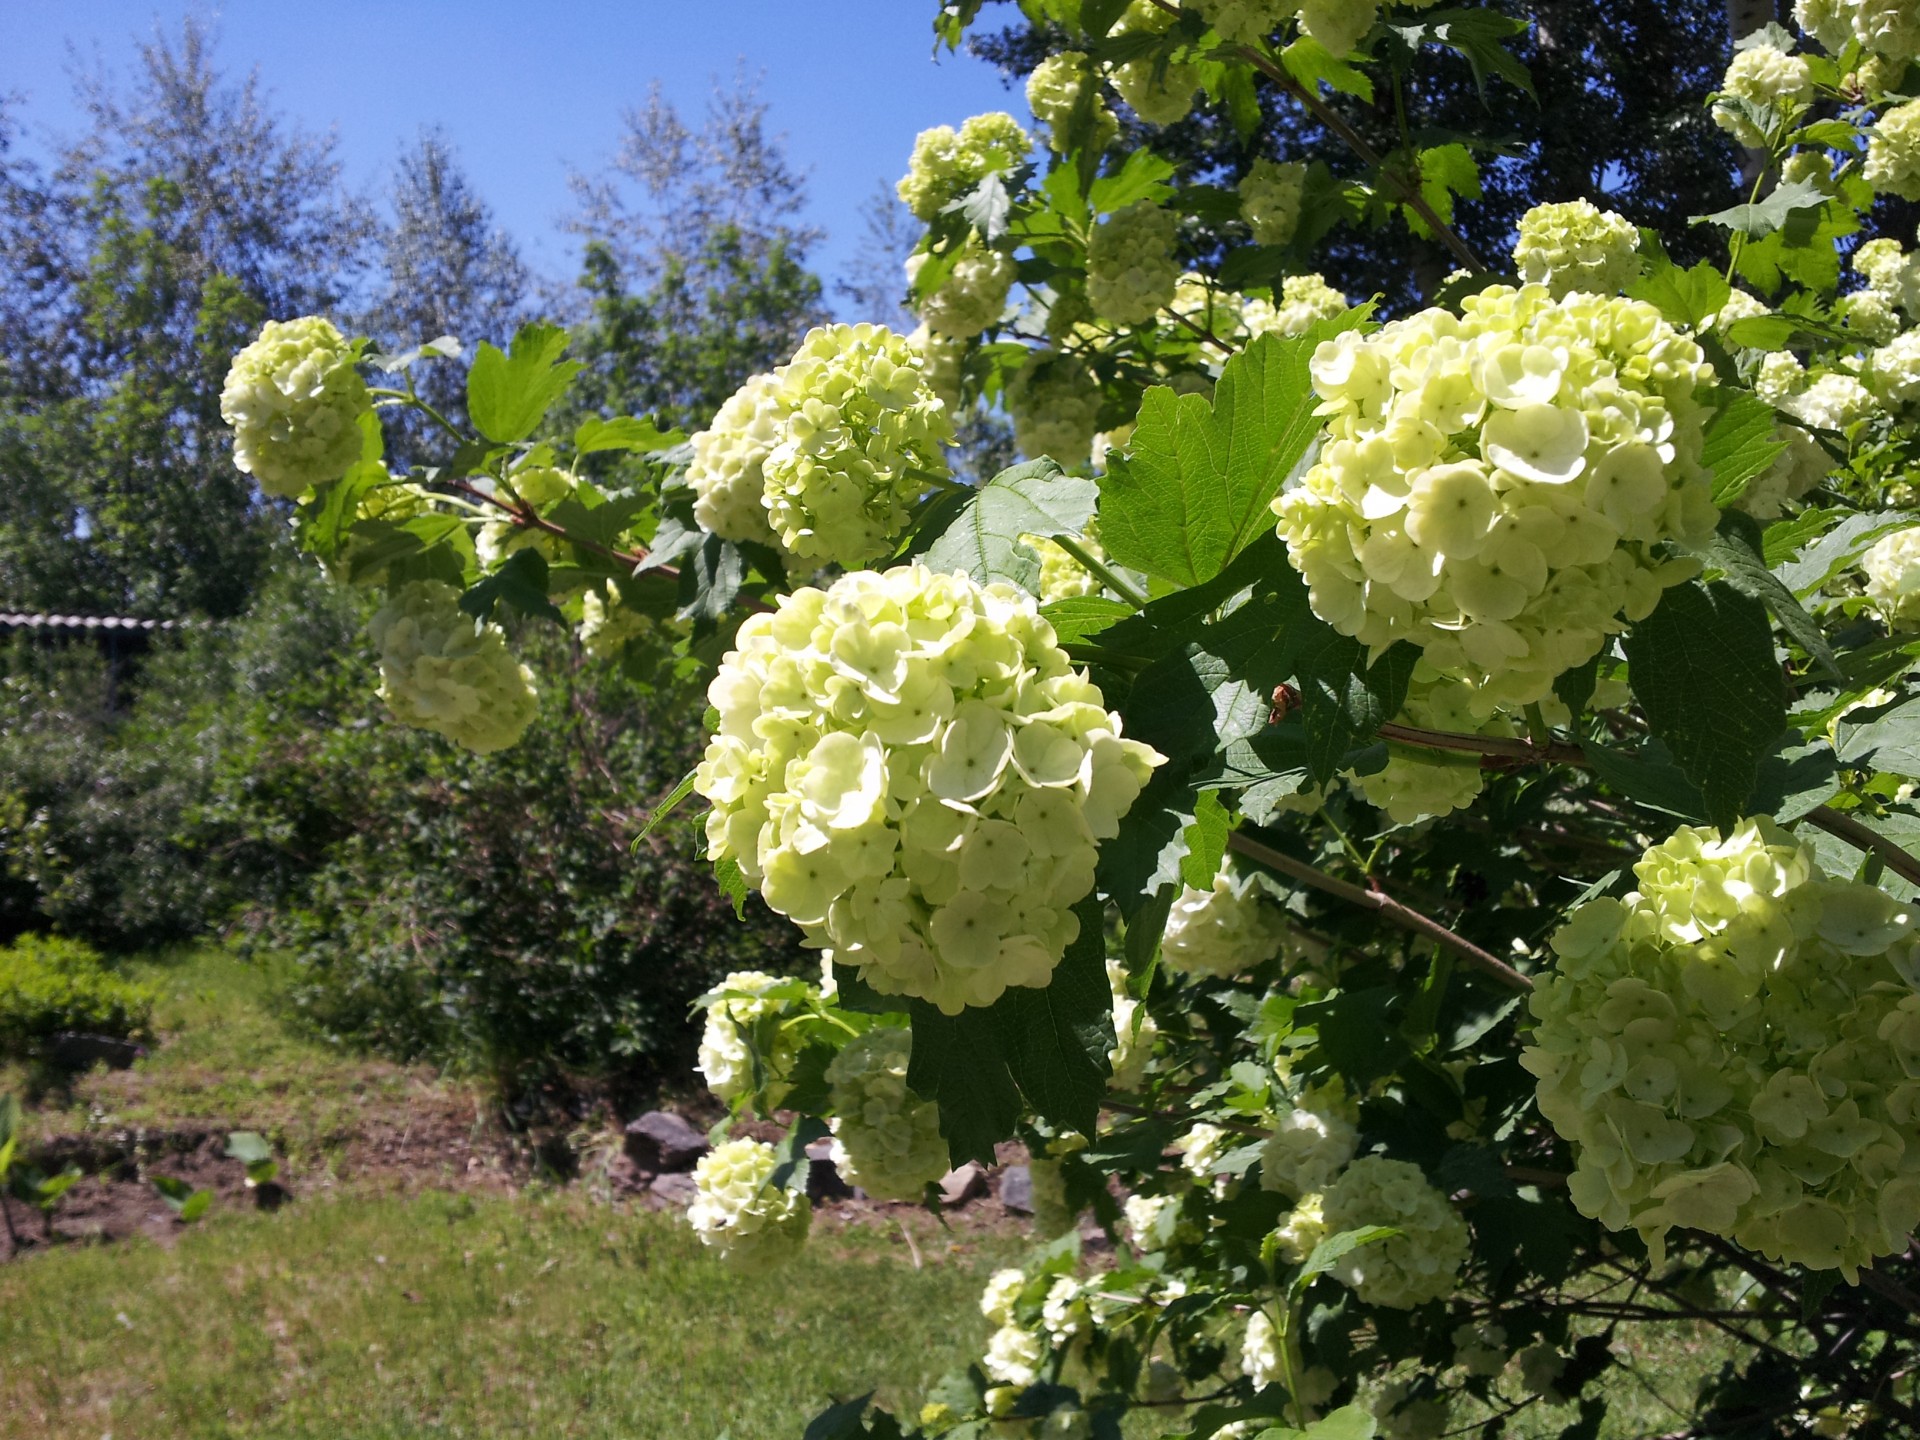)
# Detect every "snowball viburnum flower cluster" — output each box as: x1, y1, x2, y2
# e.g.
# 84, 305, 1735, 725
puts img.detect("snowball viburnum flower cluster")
1321, 1156, 1472, 1307
1866, 100, 1920, 202
1192, 0, 1294, 45
1161, 867, 1291, 977
1261, 1081, 1360, 1195
1273, 282, 1718, 718
824, 1024, 948, 1201
577, 580, 653, 659
1863, 527, 1920, 630
1712, 44, 1814, 146
1010, 352, 1103, 467
1026, 51, 1118, 153
1523, 817, 1920, 1280
221, 317, 370, 498
1295, 0, 1445, 59
367, 581, 538, 754
696, 970, 798, 1105
1796, 0, 1920, 64
909, 240, 1015, 340
694, 565, 1163, 1013
1512, 201, 1643, 298
897, 111, 1031, 222
1240, 158, 1307, 246
1106, 2, 1202, 125
687, 1137, 812, 1268
689, 325, 953, 569
1246, 274, 1351, 339
1088, 201, 1182, 326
